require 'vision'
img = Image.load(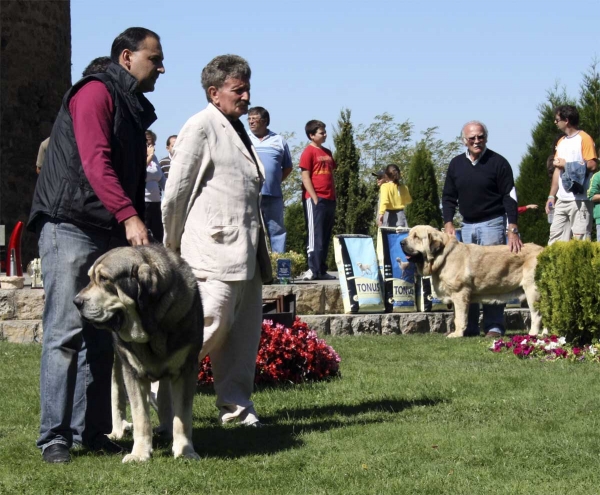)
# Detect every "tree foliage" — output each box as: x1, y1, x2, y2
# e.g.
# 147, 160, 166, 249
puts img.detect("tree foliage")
405, 141, 443, 228
515, 86, 573, 245
355, 113, 413, 180
418, 127, 462, 201
579, 59, 600, 145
